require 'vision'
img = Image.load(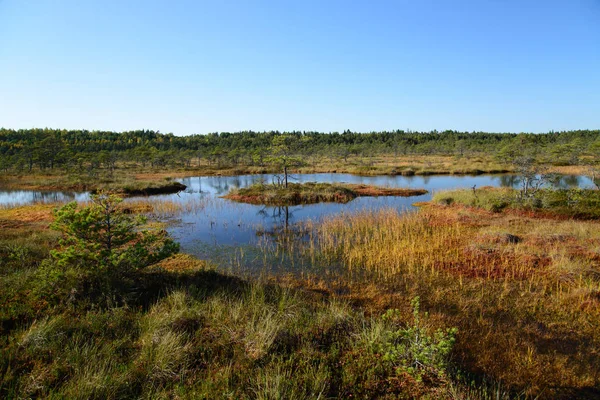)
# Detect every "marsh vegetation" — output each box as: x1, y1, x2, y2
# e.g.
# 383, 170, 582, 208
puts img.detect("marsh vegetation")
1, 178, 599, 398
1, 128, 600, 398
224, 182, 428, 206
